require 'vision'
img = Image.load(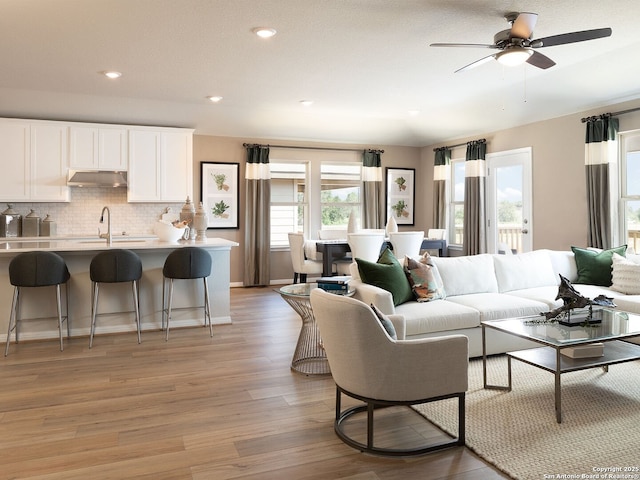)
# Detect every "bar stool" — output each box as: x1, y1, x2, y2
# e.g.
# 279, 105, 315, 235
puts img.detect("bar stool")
5, 251, 70, 356
89, 249, 142, 348
162, 247, 212, 340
